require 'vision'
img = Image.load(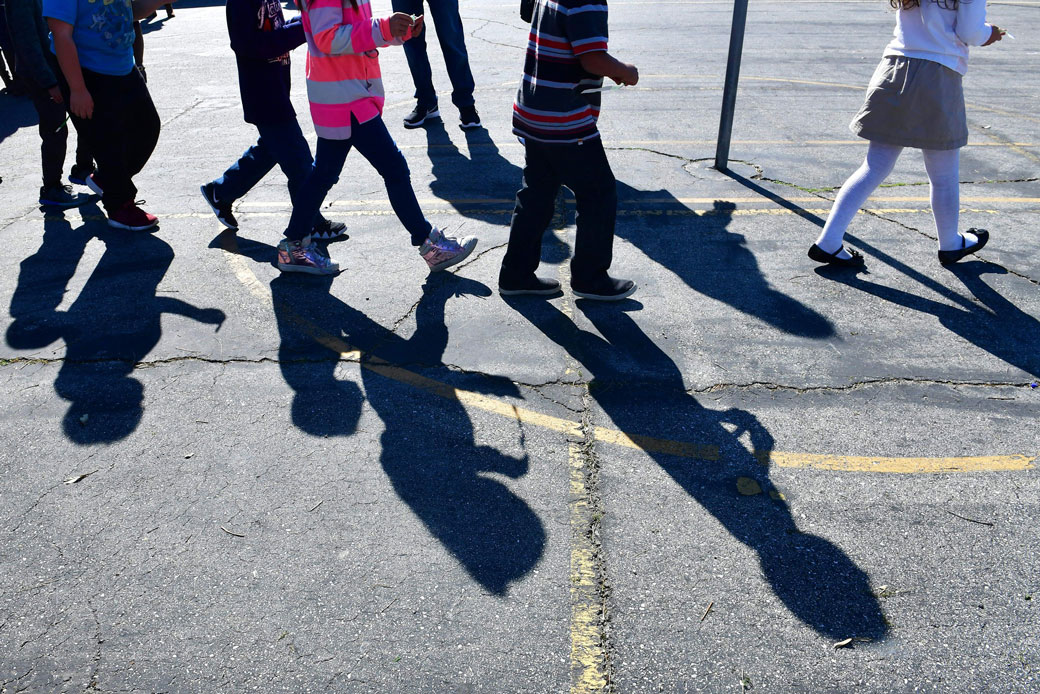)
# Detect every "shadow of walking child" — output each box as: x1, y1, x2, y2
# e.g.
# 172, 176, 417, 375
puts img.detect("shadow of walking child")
7, 204, 225, 443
